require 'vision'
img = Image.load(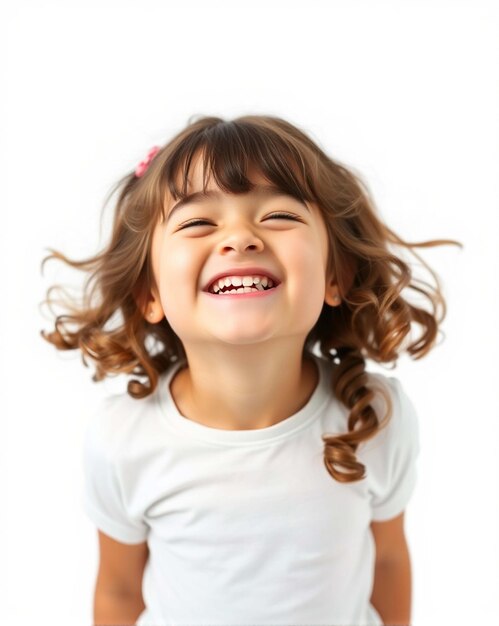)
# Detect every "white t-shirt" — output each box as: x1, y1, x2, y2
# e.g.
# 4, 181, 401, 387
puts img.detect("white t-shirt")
82, 352, 420, 626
